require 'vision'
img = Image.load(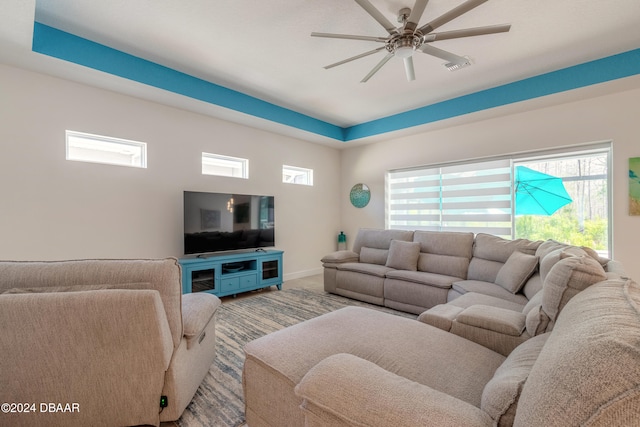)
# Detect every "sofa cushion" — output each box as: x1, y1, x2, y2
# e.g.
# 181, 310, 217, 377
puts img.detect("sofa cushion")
538, 245, 589, 282
352, 228, 414, 255
0, 258, 184, 349
525, 304, 551, 337
445, 292, 527, 312
359, 247, 389, 265
414, 231, 474, 278
452, 280, 529, 305
457, 305, 527, 336
335, 262, 393, 278
468, 234, 541, 283
521, 273, 543, 300
1, 282, 151, 294
385, 270, 458, 289
473, 234, 541, 263
495, 251, 539, 294
385, 240, 420, 271
541, 252, 607, 323
467, 257, 505, 283
481, 333, 550, 427
515, 279, 640, 426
